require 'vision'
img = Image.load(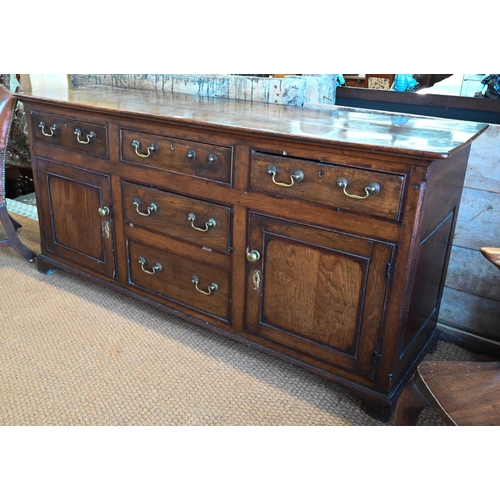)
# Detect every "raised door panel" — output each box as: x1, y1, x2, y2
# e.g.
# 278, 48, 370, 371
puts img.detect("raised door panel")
36, 158, 116, 278
245, 215, 393, 378
402, 213, 455, 353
